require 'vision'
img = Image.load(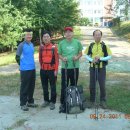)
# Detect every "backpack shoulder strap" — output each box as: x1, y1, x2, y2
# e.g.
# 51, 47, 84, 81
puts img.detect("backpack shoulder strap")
101, 41, 108, 56
50, 45, 56, 65
87, 42, 95, 55
51, 45, 55, 55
